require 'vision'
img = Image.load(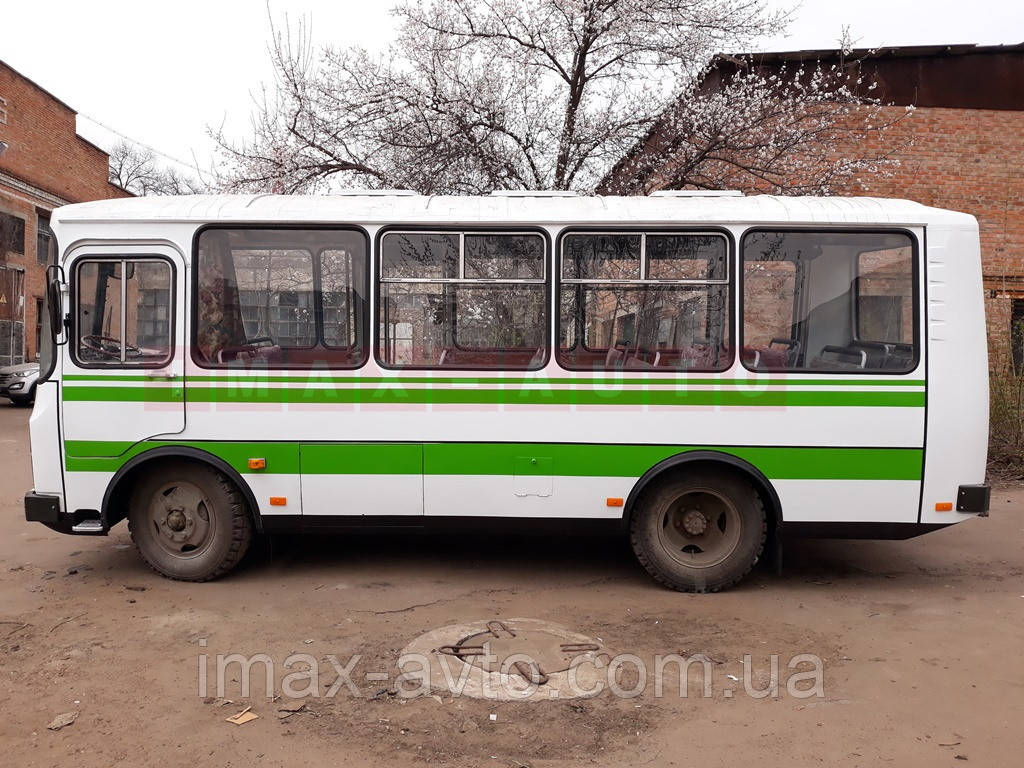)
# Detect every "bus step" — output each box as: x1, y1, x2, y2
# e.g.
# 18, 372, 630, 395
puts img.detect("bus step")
71, 519, 105, 534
